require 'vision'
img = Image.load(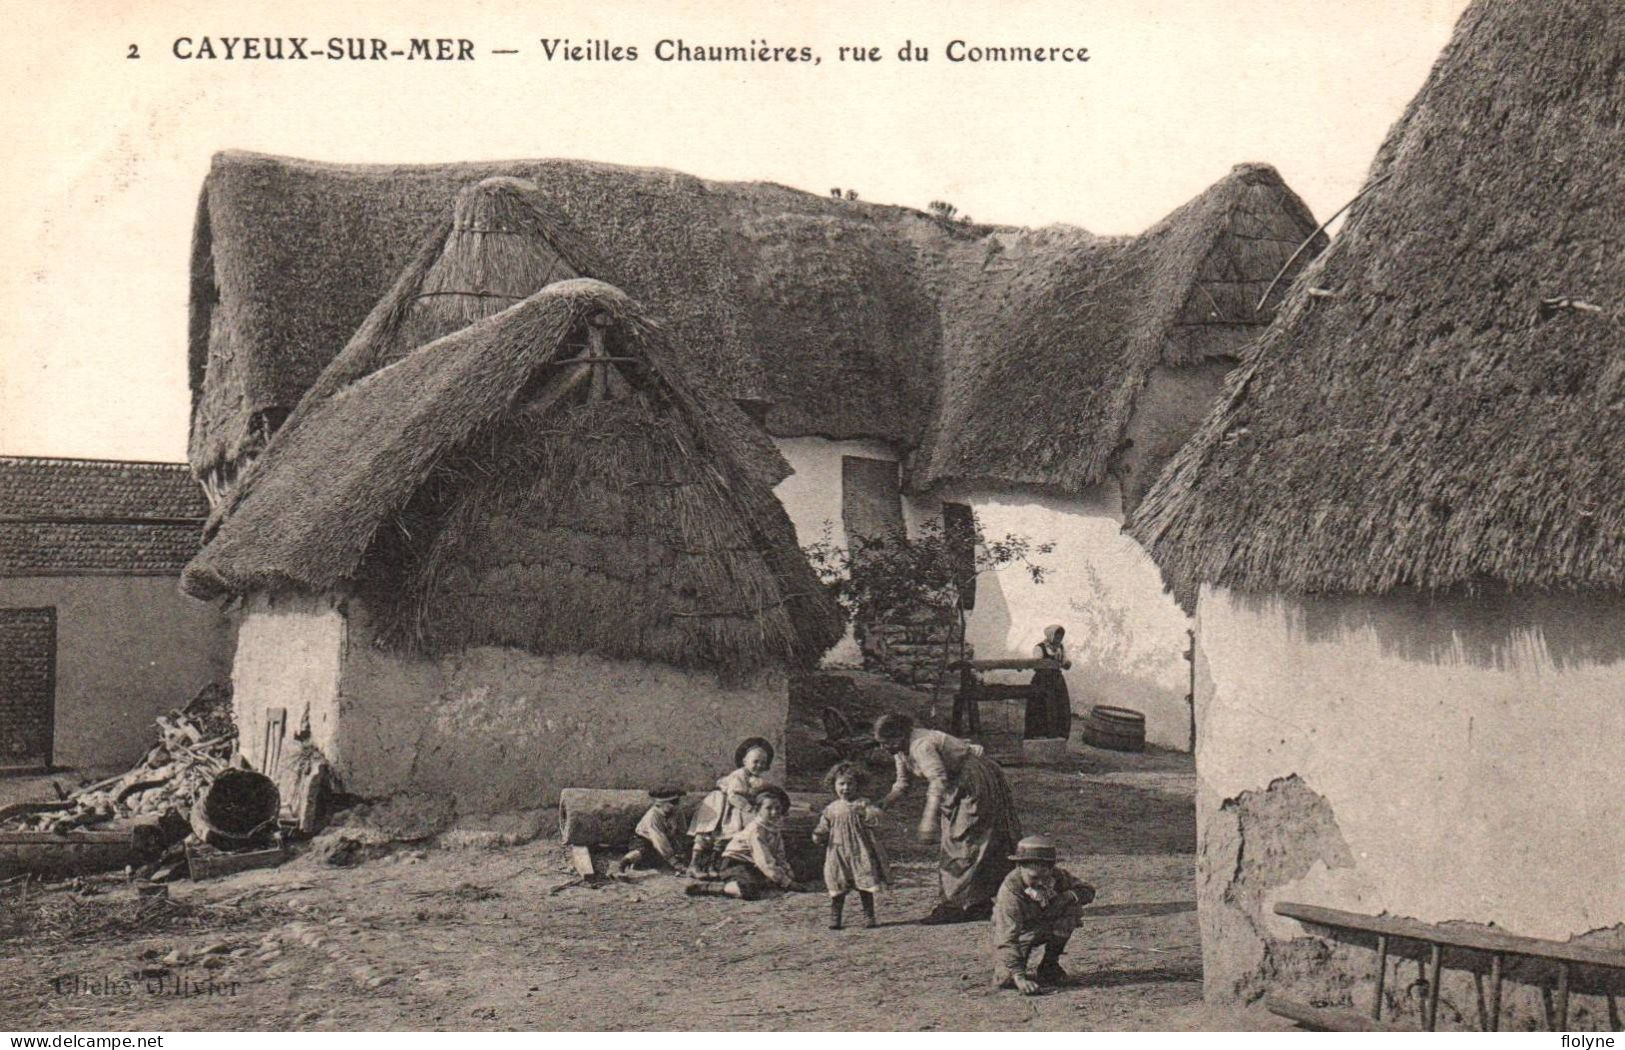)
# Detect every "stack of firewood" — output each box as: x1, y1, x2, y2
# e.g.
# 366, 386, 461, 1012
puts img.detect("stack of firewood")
0, 686, 235, 834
